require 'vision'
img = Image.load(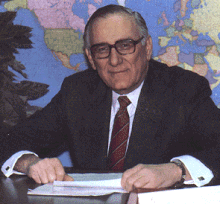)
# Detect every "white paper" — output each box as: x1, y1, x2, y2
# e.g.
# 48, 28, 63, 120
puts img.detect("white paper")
28, 173, 127, 196
53, 178, 122, 188
137, 185, 220, 204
